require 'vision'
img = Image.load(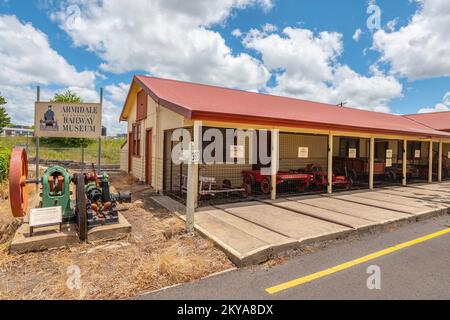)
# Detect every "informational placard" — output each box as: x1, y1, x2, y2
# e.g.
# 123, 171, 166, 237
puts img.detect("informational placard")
386, 158, 393, 168
386, 149, 393, 158
298, 147, 309, 159
35, 102, 102, 138
29, 206, 62, 227
180, 149, 200, 163
415, 150, 421, 159
230, 145, 245, 159
348, 148, 357, 159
